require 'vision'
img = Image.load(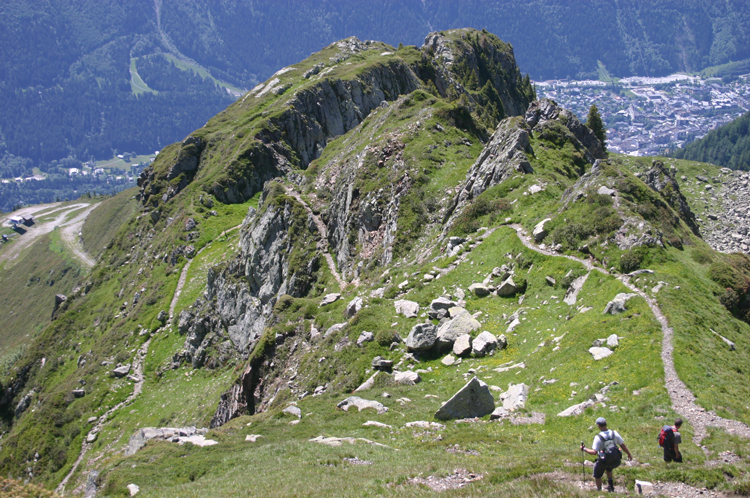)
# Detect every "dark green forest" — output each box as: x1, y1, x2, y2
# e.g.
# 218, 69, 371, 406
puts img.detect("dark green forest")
1, 0, 750, 207
671, 111, 750, 170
